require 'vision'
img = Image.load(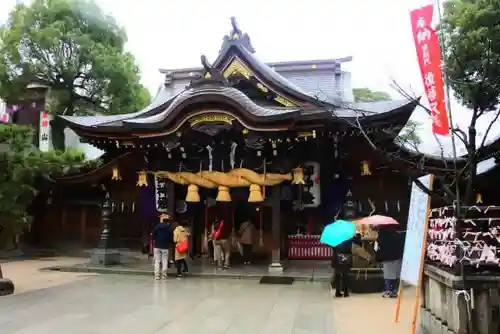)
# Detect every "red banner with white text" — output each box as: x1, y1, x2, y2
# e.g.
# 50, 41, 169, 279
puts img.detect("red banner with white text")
410, 5, 450, 136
